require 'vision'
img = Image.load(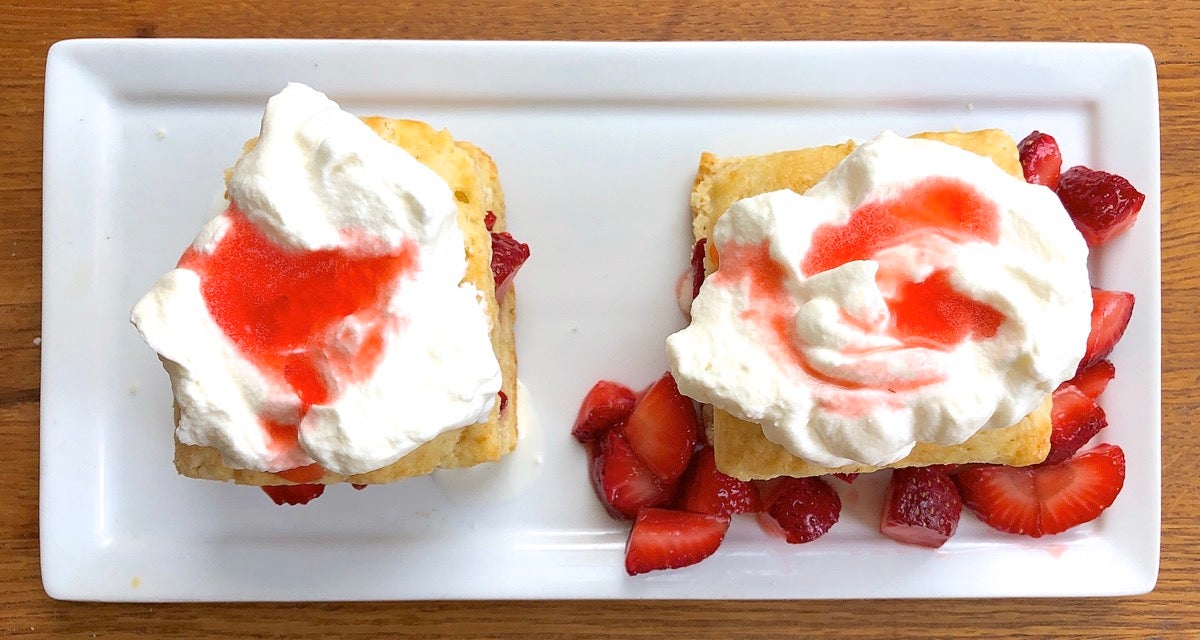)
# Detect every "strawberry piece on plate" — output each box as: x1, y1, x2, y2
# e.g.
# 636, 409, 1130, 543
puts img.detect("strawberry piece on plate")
677, 447, 762, 516
589, 429, 671, 520
1081, 288, 1135, 371
623, 372, 699, 484
572, 380, 638, 443
1056, 165, 1145, 248
1059, 359, 1116, 400
261, 484, 325, 506
879, 467, 963, 548
689, 238, 708, 300
759, 476, 841, 544
1017, 131, 1063, 190
956, 443, 1125, 537
625, 507, 730, 575
1044, 384, 1108, 466
832, 472, 859, 484
490, 230, 530, 300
